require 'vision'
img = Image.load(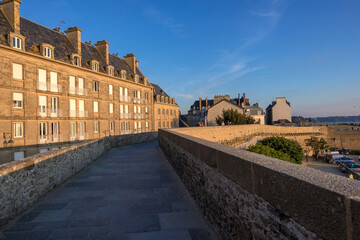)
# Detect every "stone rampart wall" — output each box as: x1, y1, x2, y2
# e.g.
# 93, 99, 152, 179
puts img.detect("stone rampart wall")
0, 132, 158, 226
159, 128, 360, 240
175, 125, 360, 151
